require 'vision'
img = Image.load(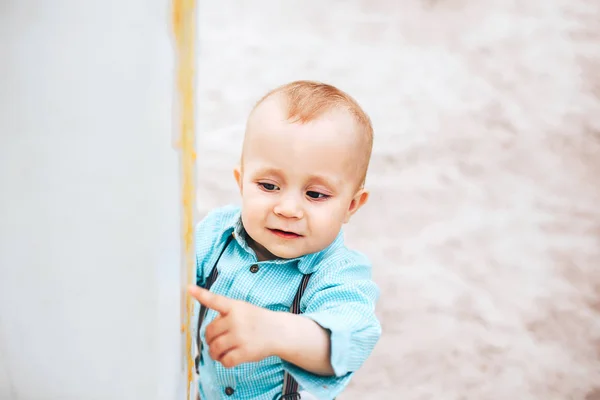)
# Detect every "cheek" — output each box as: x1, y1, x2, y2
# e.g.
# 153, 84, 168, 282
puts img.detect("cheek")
242, 186, 273, 216
308, 201, 346, 228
